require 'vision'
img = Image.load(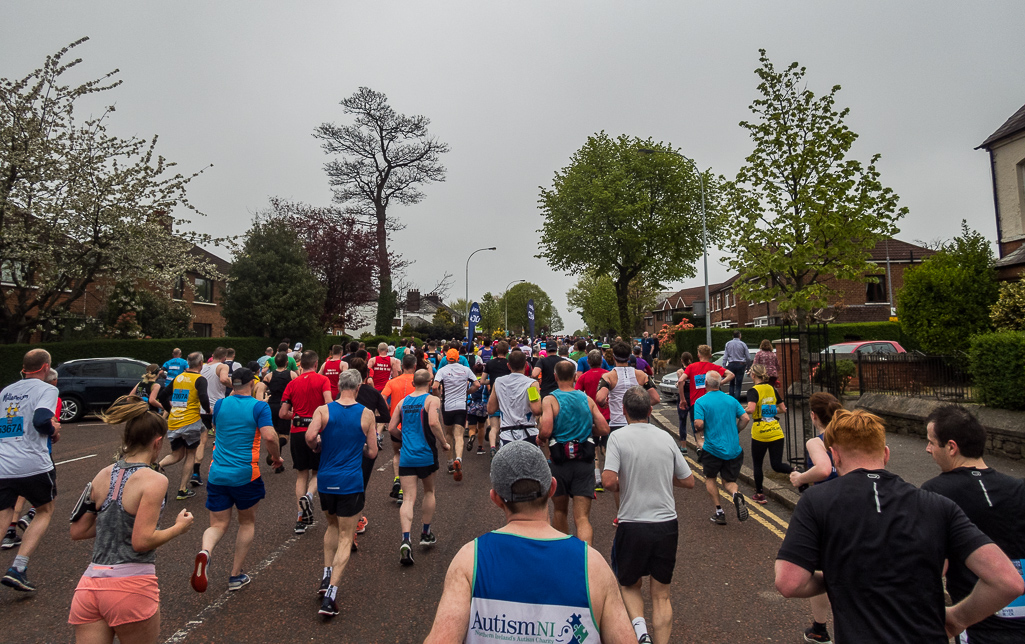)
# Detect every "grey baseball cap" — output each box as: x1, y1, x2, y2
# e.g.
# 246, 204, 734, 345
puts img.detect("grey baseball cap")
490, 441, 552, 503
